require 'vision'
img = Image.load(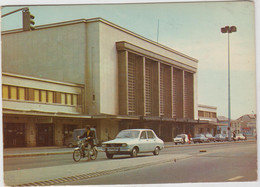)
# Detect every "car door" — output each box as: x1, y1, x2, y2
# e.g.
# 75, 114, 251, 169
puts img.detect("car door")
147, 130, 157, 151
139, 131, 149, 152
